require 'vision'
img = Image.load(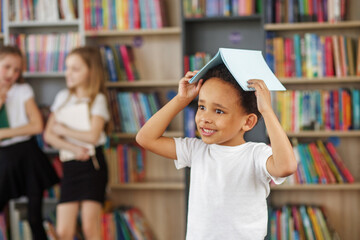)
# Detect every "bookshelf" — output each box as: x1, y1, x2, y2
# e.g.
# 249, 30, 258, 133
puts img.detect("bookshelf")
265, 0, 360, 239
83, 0, 186, 239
